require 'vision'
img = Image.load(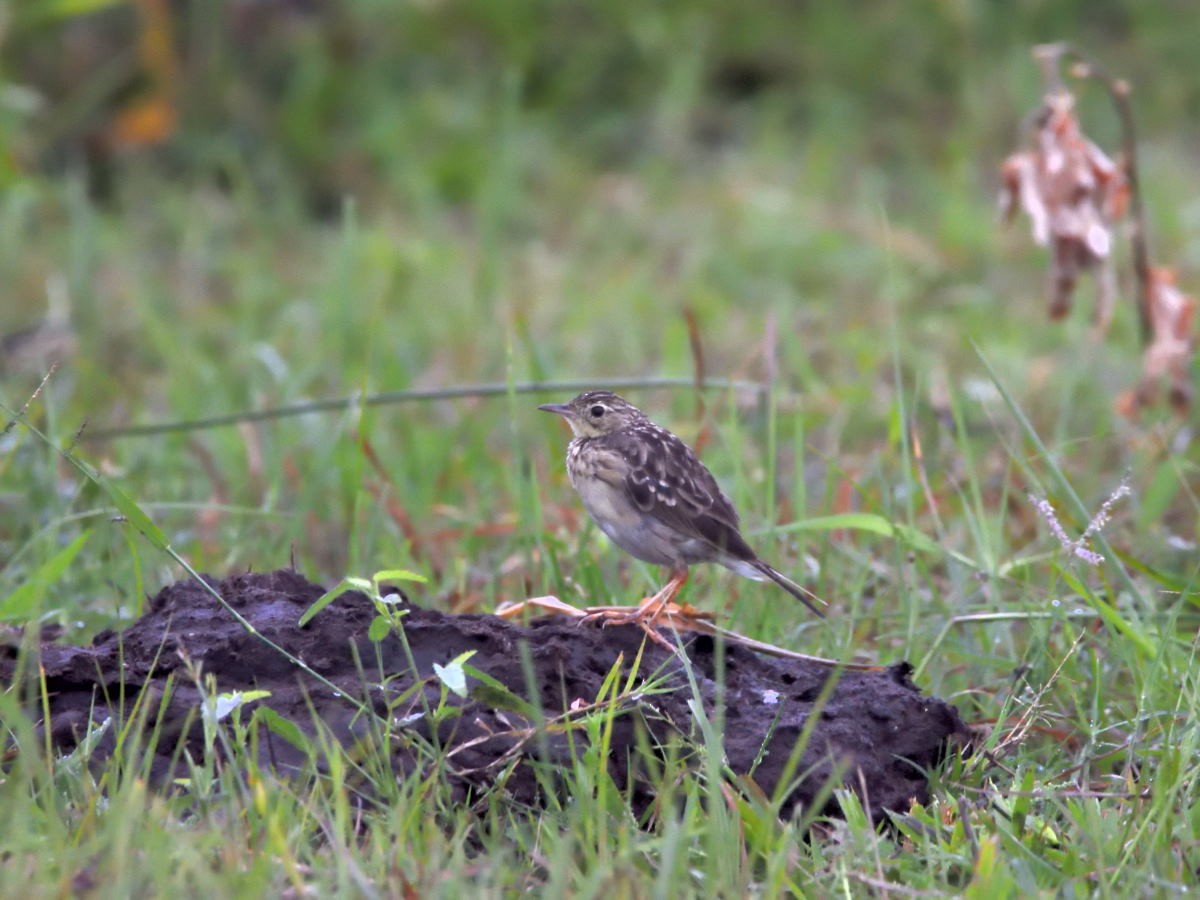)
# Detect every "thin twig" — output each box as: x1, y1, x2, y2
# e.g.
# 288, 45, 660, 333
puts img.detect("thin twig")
83, 376, 767, 442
